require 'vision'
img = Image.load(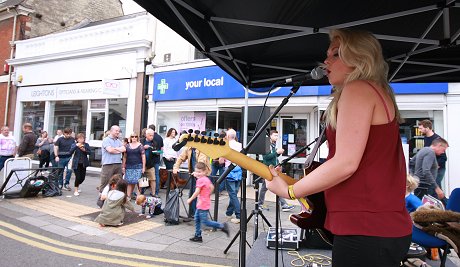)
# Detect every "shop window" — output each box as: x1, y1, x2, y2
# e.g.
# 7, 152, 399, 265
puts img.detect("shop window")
108, 98, 127, 138
49, 100, 87, 137
22, 101, 45, 137
218, 111, 241, 139
399, 110, 443, 157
